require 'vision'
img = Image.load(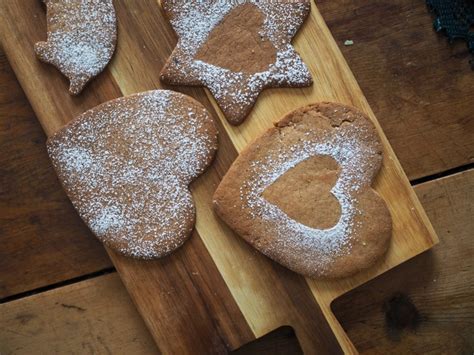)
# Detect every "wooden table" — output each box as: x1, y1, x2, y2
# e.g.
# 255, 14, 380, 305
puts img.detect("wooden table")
1, 0, 473, 353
